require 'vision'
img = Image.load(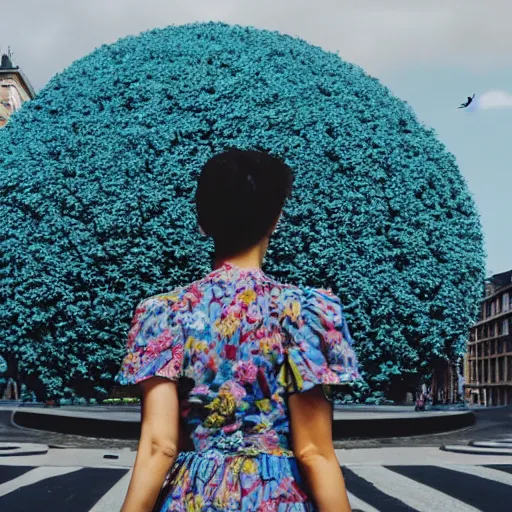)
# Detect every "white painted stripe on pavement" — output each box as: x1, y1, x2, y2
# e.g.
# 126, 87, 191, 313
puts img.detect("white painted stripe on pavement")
89, 469, 132, 512
438, 464, 512, 487
350, 466, 480, 512
347, 491, 381, 512
0, 466, 82, 497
